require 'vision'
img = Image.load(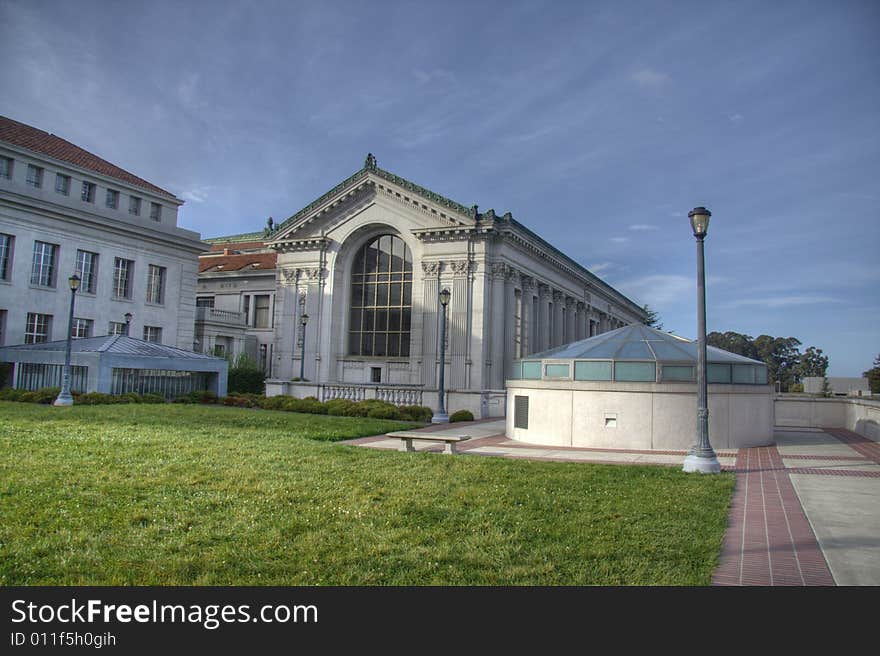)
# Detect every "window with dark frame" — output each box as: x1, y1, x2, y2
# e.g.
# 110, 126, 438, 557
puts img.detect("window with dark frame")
0, 234, 13, 281
112, 257, 134, 299
106, 189, 119, 209
146, 264, 166, 304
30, 241, 57, 287
348, 234, 412, 357
75, 249, 98, 294
72, 317, 92, 339
81, 181, 96, 203
55, 173, 70, 195
24, 312, 51, 344
129, 196, 141, 215
26, 164, 43, 188
0, 156, 12, 179
150, 202, 162, 221
143, 325, 162, 343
